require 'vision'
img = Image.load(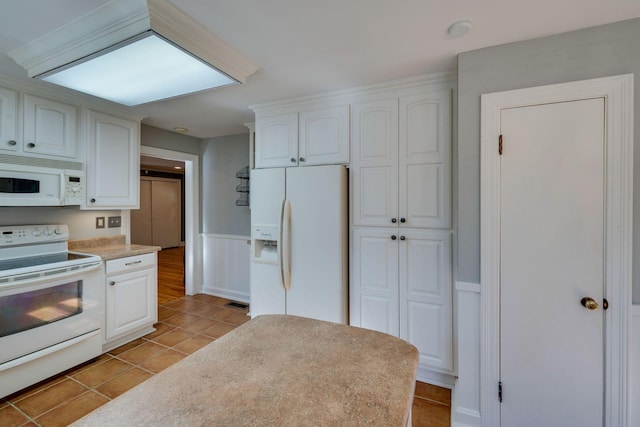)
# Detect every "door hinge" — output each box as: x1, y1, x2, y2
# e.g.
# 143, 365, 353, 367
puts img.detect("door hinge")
498, 381, 503, 402
498, 135, 503, 155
